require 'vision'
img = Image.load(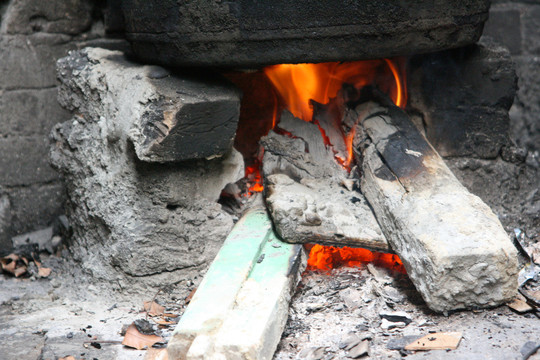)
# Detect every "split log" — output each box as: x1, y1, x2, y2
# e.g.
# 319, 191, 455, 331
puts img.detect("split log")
265, 173, 388, 251
262, 110, 345, 181
356, 100, 518, 312
261, 110, 389, 251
